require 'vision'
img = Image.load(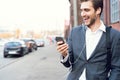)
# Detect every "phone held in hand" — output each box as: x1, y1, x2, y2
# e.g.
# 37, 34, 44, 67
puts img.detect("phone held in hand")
55, 37, 65, 45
